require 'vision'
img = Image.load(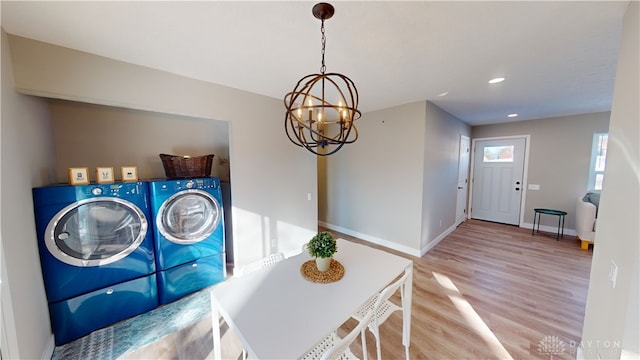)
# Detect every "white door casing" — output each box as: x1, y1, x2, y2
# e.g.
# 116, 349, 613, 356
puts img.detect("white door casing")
471, 137, 526, 225
456, 135, 470, 225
